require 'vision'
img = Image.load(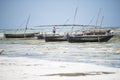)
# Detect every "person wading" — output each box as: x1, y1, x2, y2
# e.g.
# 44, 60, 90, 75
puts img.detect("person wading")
52, 27, 56, 36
